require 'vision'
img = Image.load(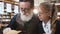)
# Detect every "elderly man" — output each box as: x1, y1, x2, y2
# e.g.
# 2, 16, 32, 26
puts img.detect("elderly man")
3, 0, 39, 34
